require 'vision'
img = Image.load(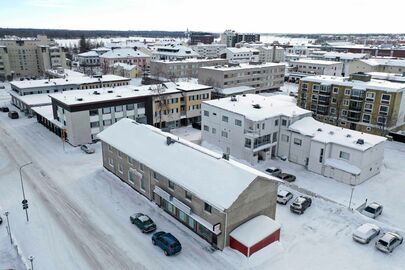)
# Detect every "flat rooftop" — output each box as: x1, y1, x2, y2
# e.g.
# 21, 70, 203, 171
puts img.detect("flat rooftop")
203, 94, 311, 121
200, 62, 285, 72
290, 59, 342, 65
151, 58, 226, 64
